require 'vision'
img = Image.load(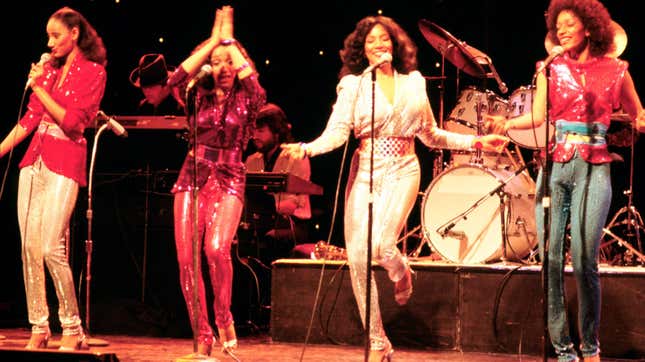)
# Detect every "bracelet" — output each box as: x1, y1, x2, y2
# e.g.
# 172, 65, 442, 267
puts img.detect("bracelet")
235, 62, 250, 73
473, 136, 483, 150
299, 142, 309, 159
220, 38, 236, 46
